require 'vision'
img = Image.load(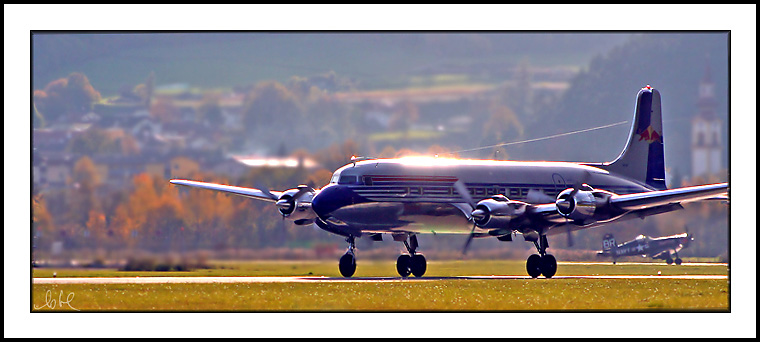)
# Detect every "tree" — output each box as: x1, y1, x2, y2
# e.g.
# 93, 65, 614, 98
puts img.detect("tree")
481, 100, 524, 148
32, 194, 56, 254
33, 73, 102, 123
65, 72, 102, 112
68, 156, 101, 227
241, 81, 302, 134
